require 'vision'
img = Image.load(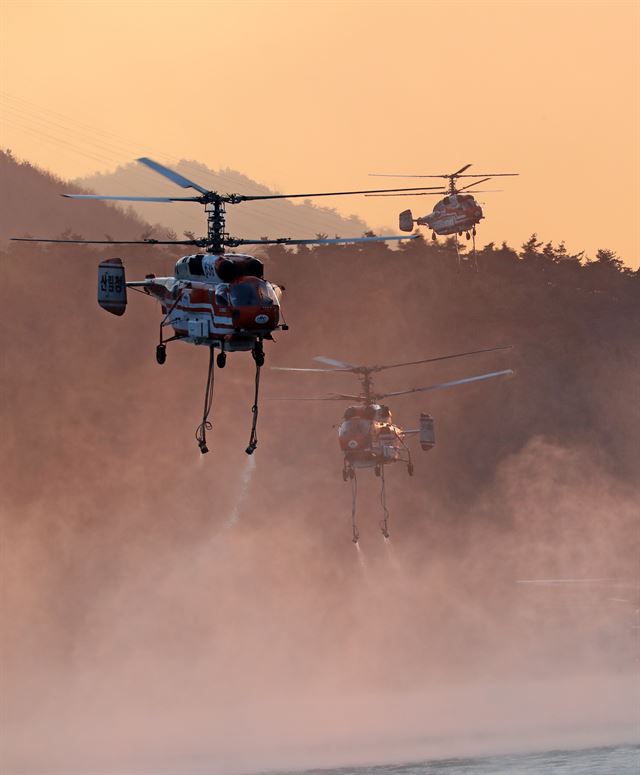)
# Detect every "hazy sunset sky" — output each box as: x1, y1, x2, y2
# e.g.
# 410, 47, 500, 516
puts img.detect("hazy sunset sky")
1, 0, 638, 265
